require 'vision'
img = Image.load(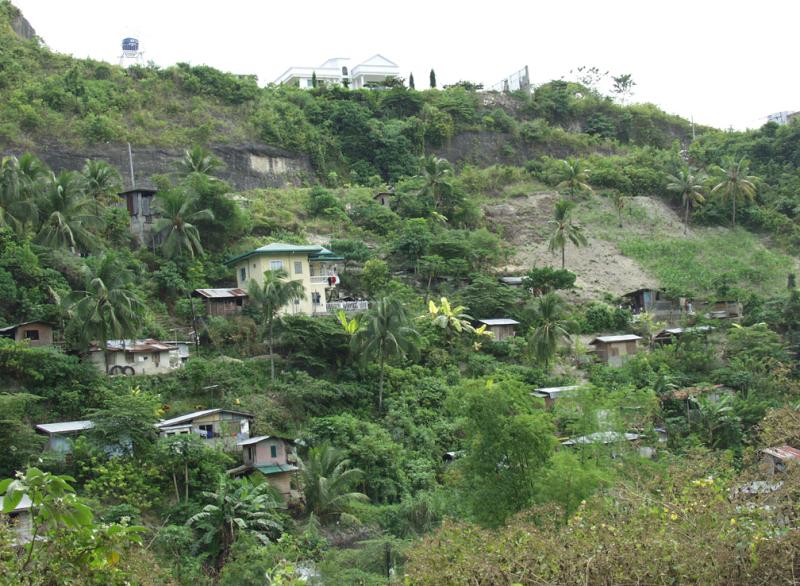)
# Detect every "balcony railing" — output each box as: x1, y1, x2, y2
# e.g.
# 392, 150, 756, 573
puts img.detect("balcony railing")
310, 275, 337, 285
325, 300, 369, 313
